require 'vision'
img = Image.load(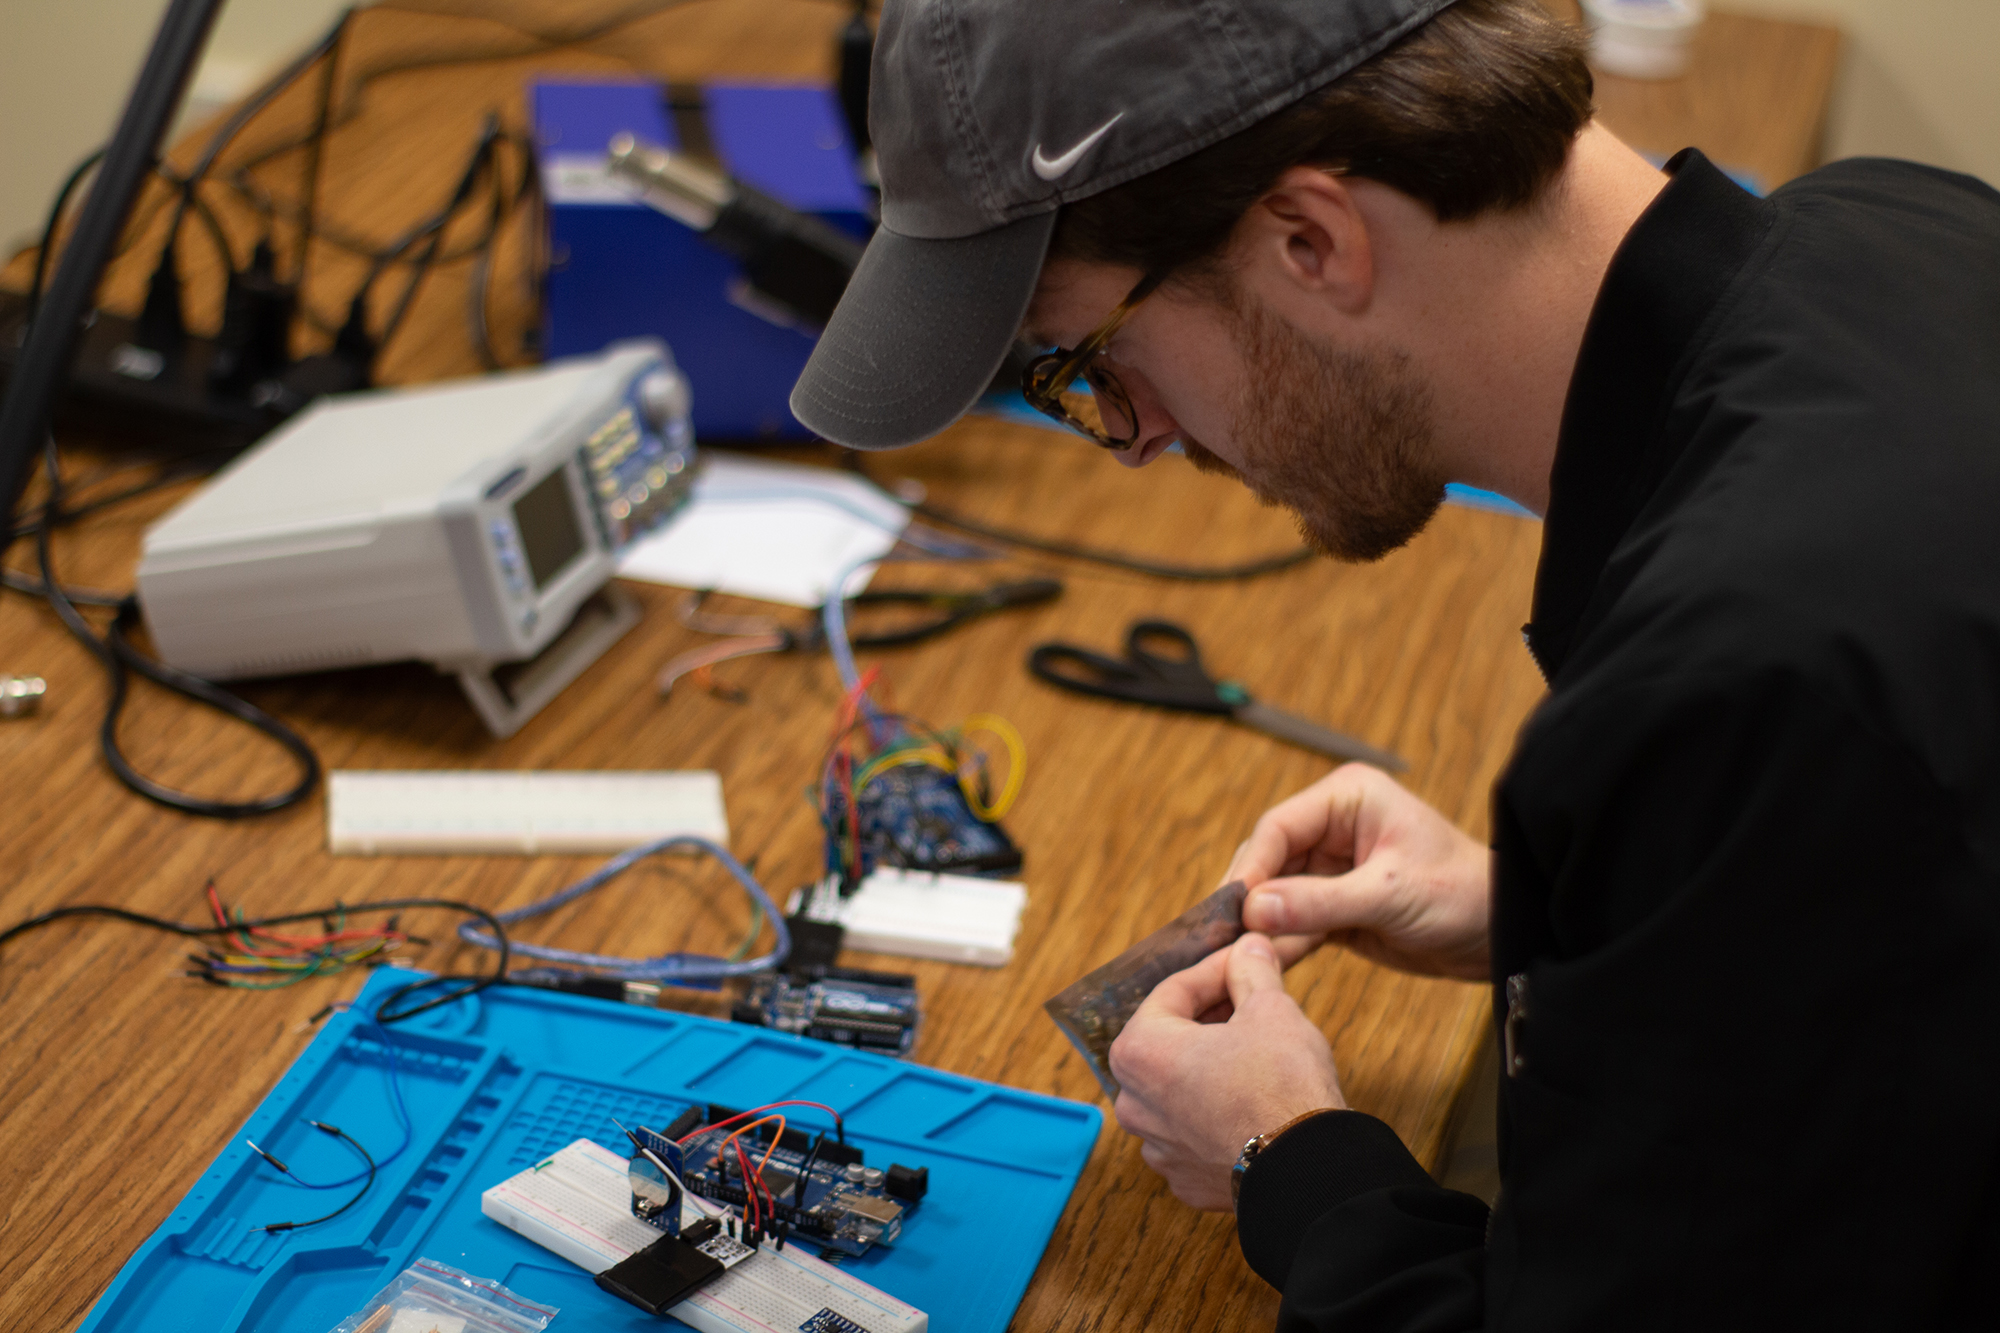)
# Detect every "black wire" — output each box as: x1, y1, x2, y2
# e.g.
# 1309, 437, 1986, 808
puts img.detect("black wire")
370, 117, 504, 353
158, 10, 352, 275
24, 149, 108, 332
466, 134, 530, 370
2, 450, 227, 547
258, 1123, 375, 1232
0, 896, 512, 1025
842, 453, 1316, 581
293, 12, 349, 285
17, 0, 691, 339
0, 568, 124, 606
34, 436, 320, 818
